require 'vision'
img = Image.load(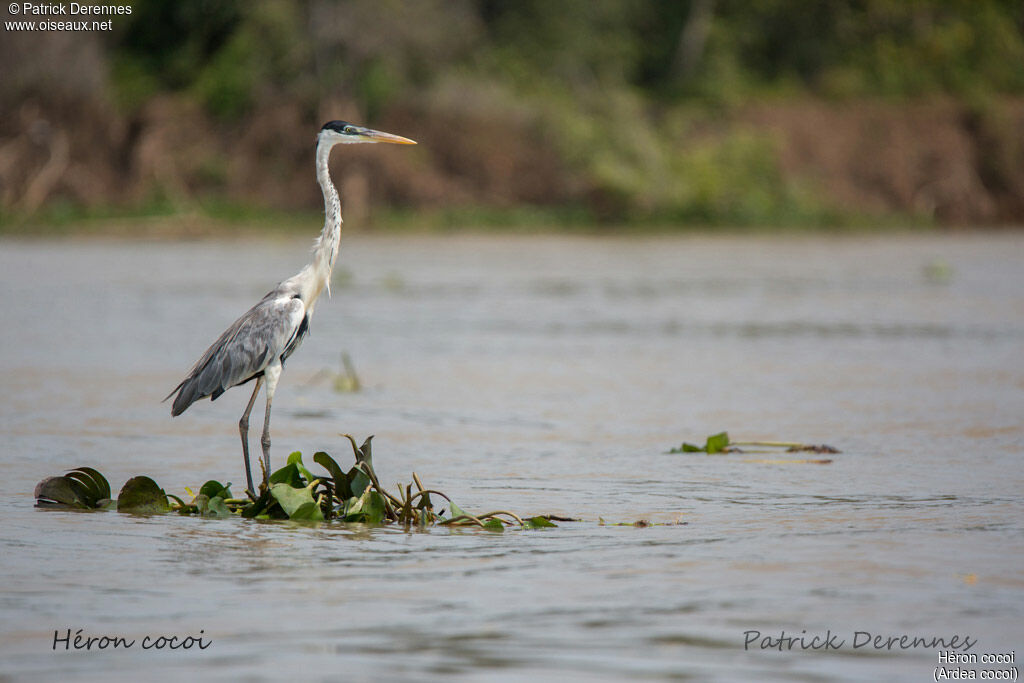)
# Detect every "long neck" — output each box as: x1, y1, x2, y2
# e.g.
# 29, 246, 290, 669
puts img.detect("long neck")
299, 138, 343, 310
